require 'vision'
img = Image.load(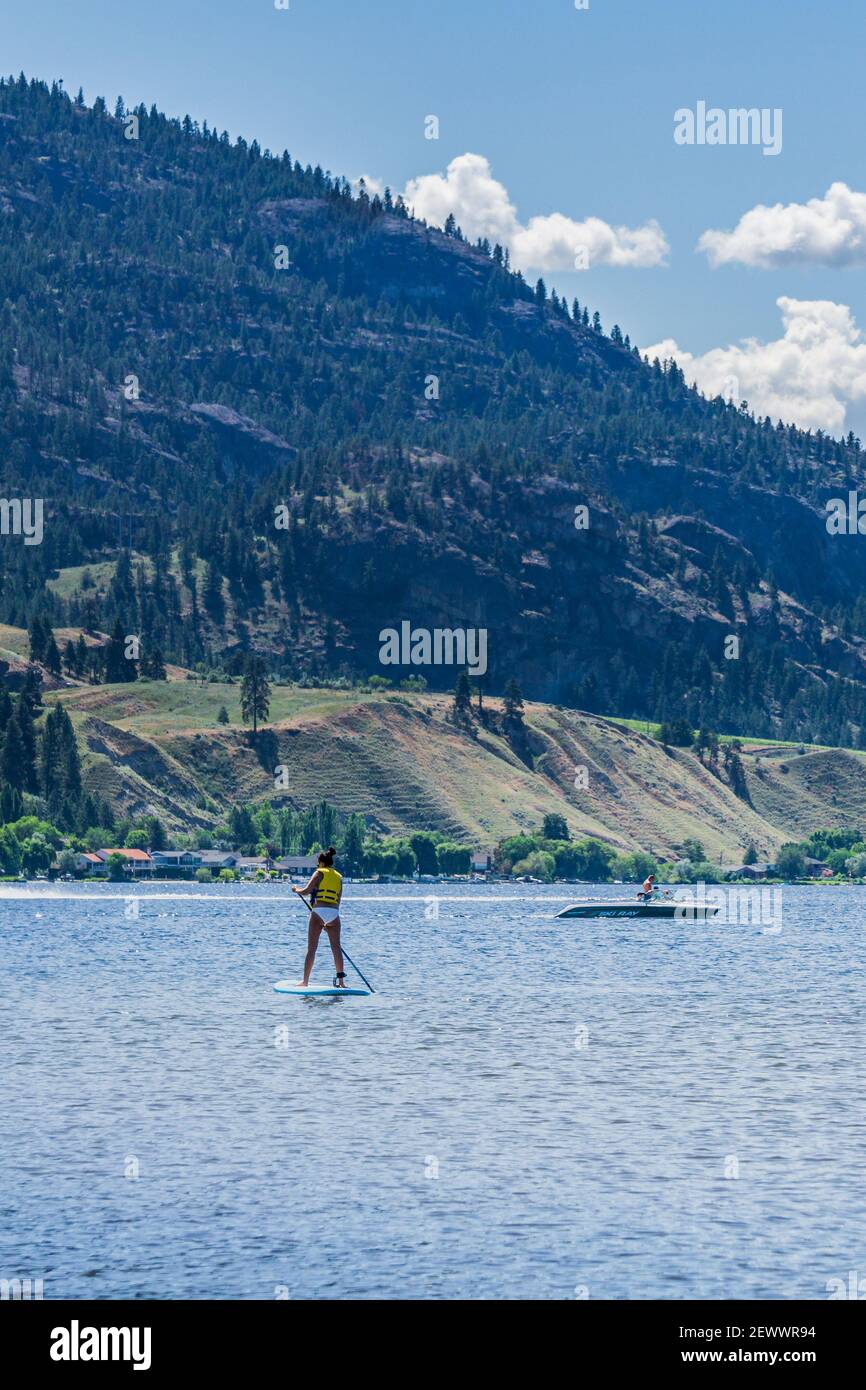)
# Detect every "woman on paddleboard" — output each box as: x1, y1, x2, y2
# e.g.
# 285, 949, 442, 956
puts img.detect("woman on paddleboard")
293, 847, 347, 988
